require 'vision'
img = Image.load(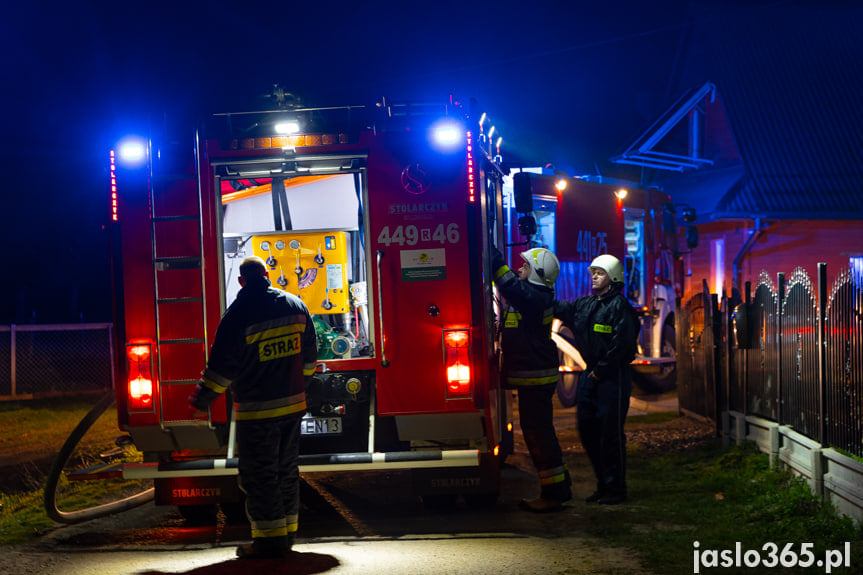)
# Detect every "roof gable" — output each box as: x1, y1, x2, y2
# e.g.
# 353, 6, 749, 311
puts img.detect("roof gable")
613, 3, 863, 219
611, 82, 739, 173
